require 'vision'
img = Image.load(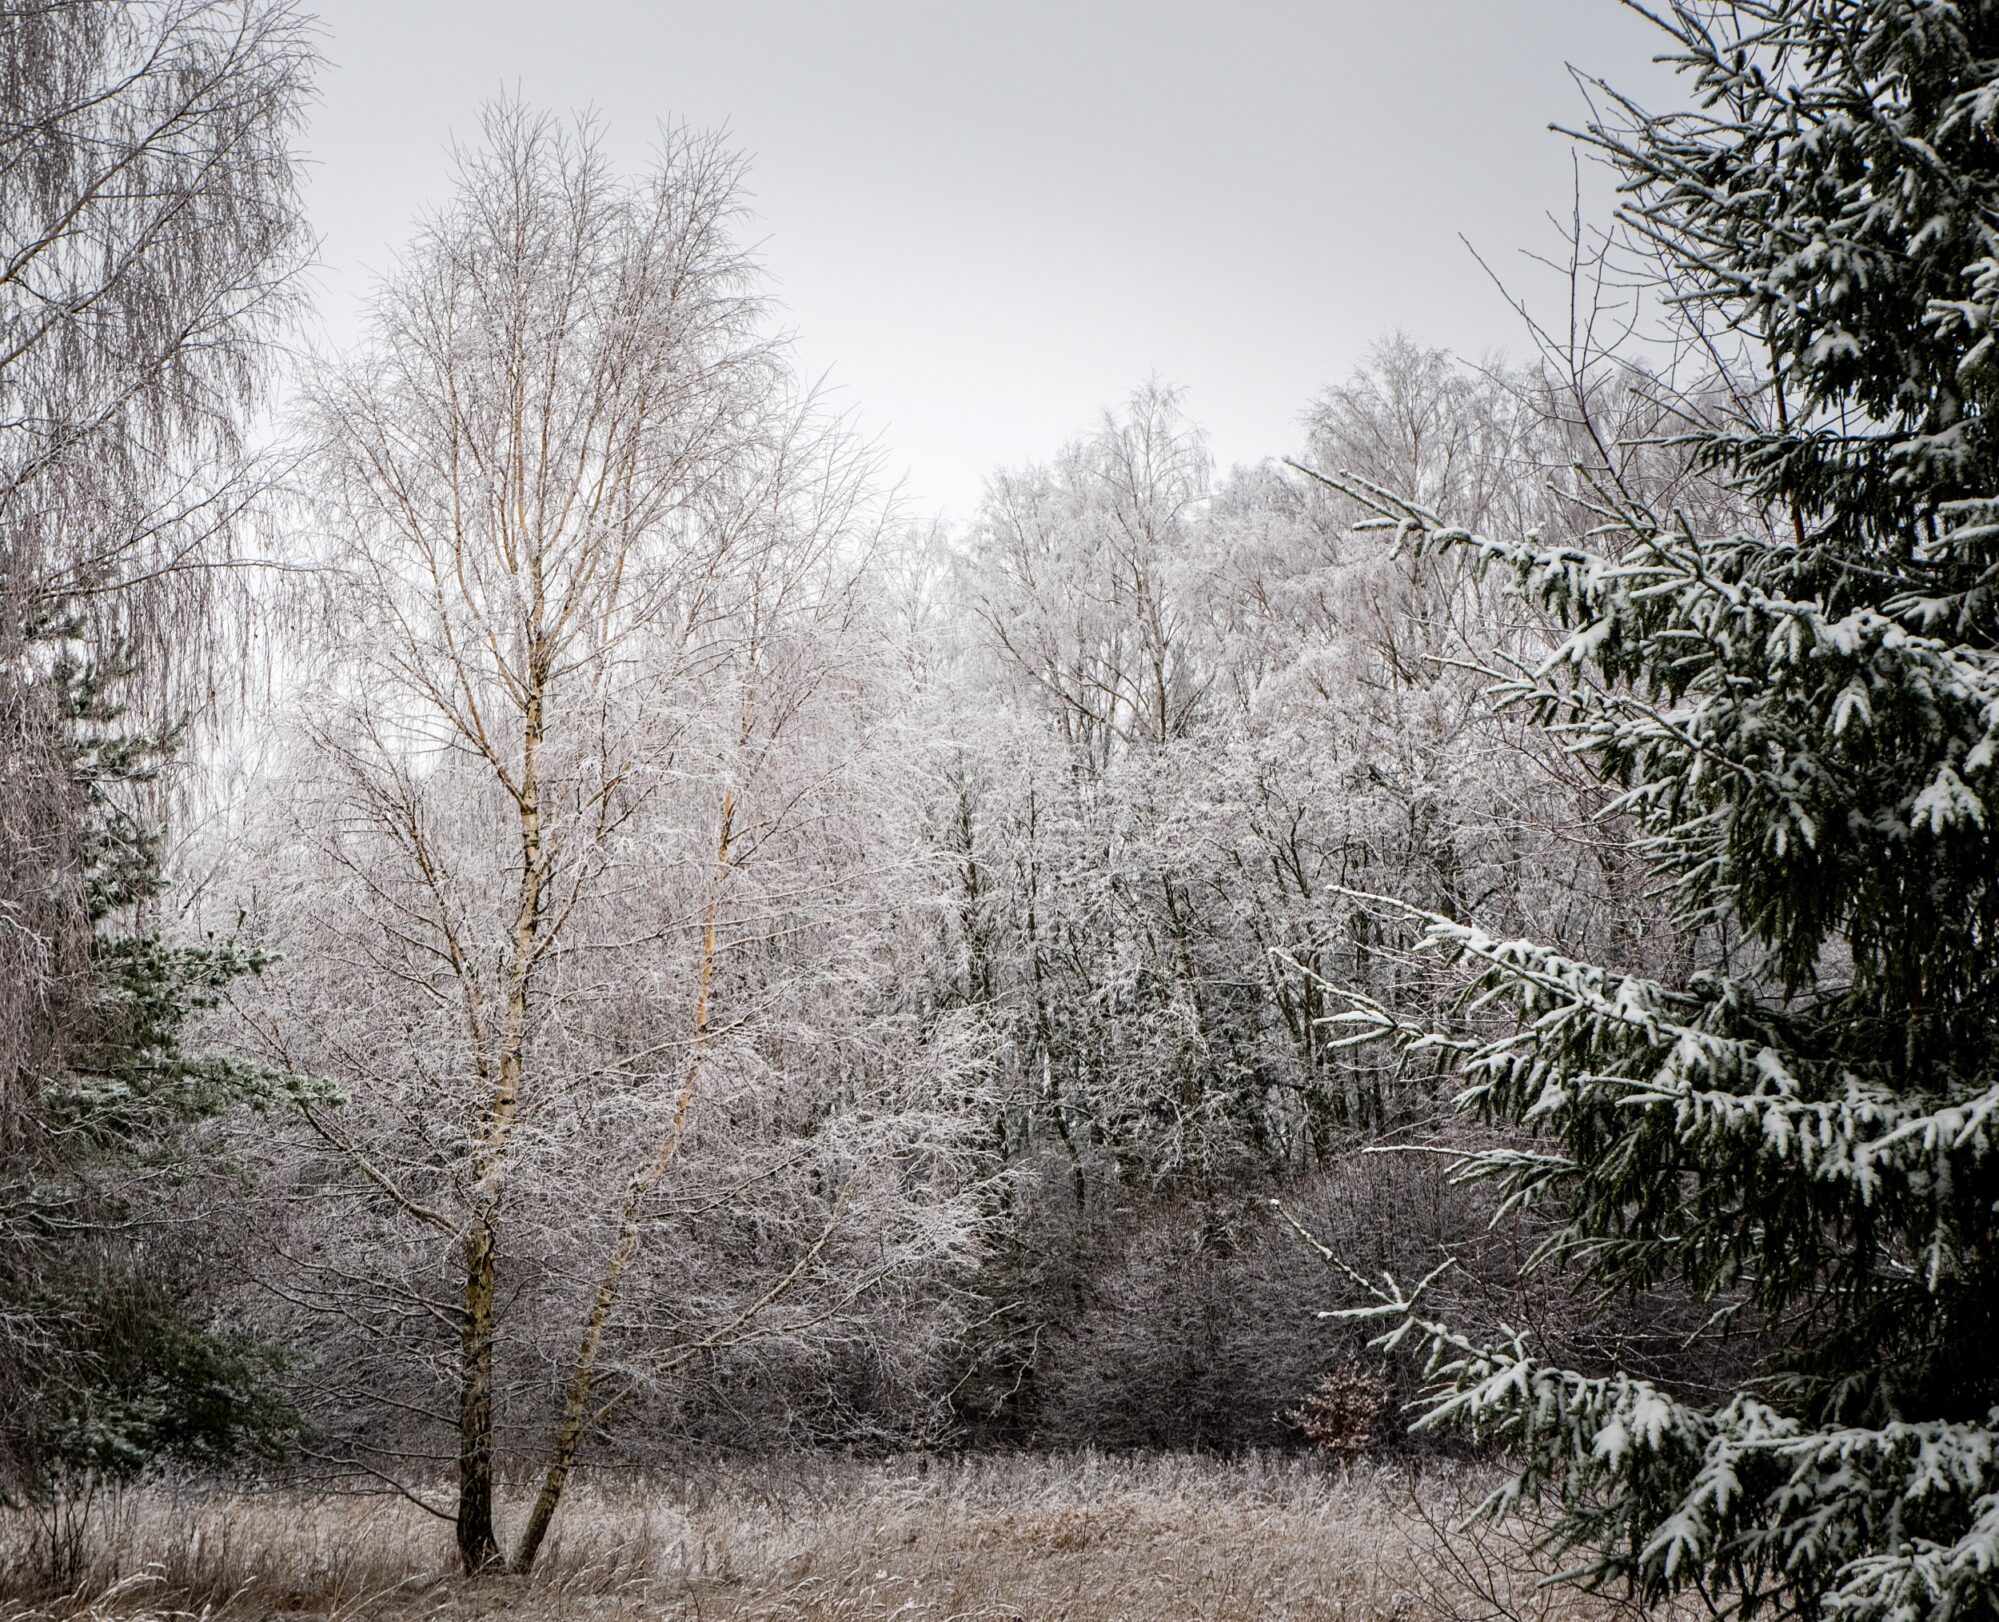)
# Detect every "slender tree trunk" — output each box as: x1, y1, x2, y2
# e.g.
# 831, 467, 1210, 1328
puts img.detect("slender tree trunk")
456, 585, 549, 1572
454, 822, 541, 1571
511, 788, 734, 1576
455, 1211, 503, 1572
